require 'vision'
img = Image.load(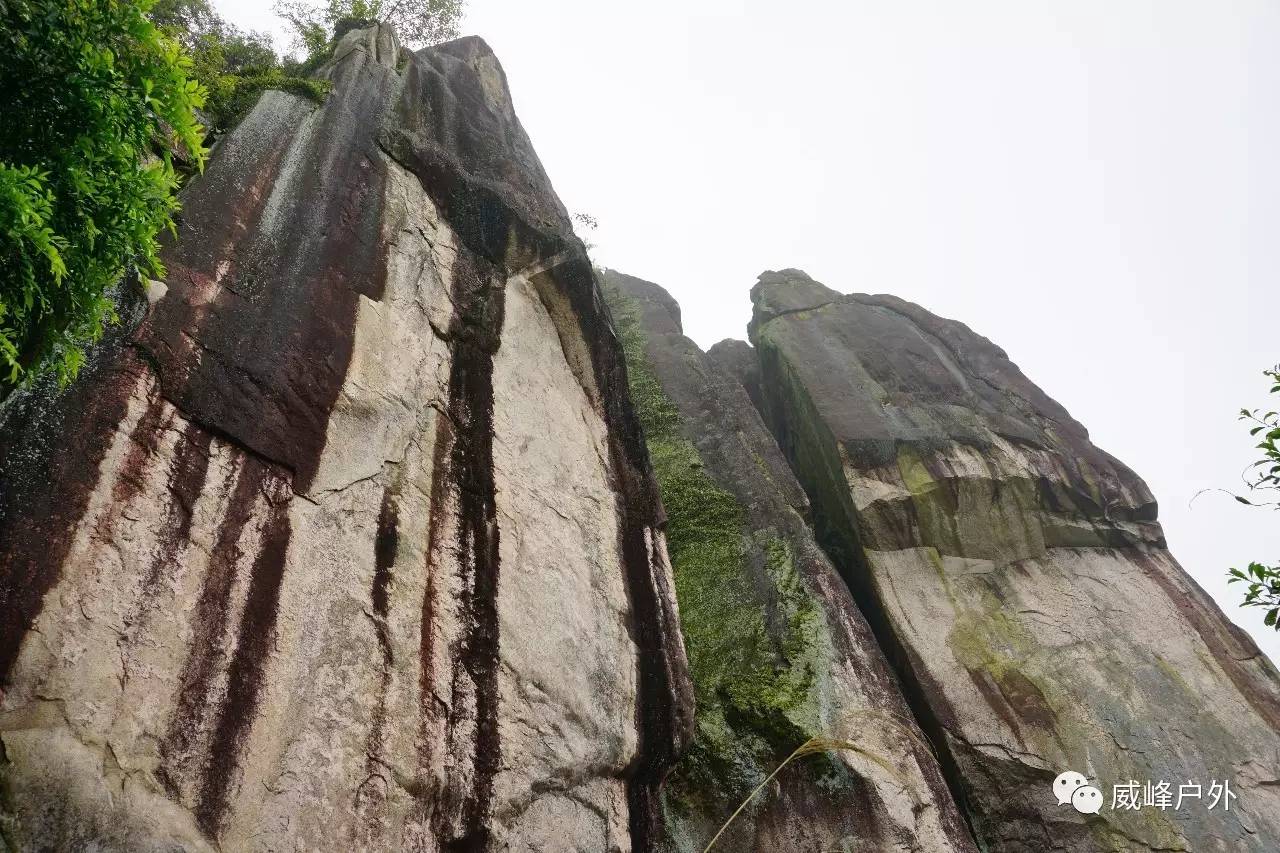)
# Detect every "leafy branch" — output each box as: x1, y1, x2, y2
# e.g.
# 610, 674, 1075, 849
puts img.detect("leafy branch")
1236, 365, 1280, 506
1228, 562, 1280, 628
1, 0, 208, 390
1227, 365, 1280, 629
